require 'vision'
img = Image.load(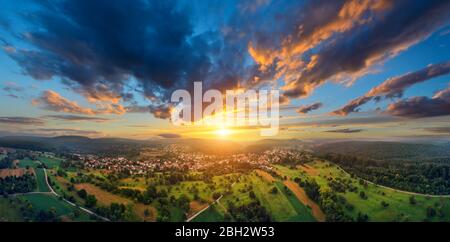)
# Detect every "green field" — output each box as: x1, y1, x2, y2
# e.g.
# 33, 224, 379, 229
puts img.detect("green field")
34, 168, 50, 192
0, 198, 23, 221
18, 158, 38, 168
38, 157, 62, 169
275, 160, 450, 222
19, 193, 92, 221
192, 204, 225, 222
275, 181, 316, 222
248, 173, 299, 221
